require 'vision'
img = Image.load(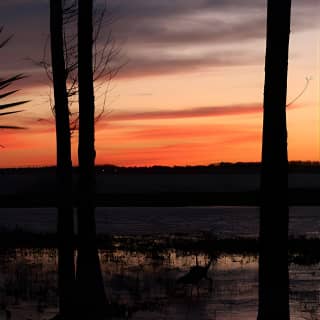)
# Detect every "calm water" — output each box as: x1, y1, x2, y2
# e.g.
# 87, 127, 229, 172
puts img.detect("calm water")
0, 206, 319, 319
0, 206, 319, 238
0, 249, 318, 320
